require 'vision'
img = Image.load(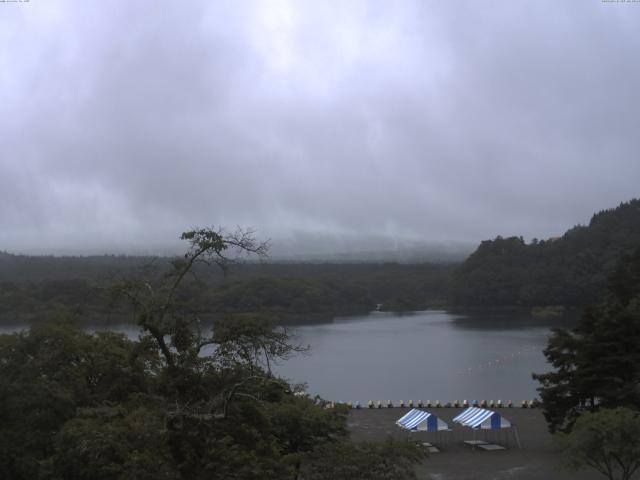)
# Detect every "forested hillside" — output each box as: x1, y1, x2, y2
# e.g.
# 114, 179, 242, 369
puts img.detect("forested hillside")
3, 198, 639, 319
0, 257, 454, 325
452, 199, 640, 307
